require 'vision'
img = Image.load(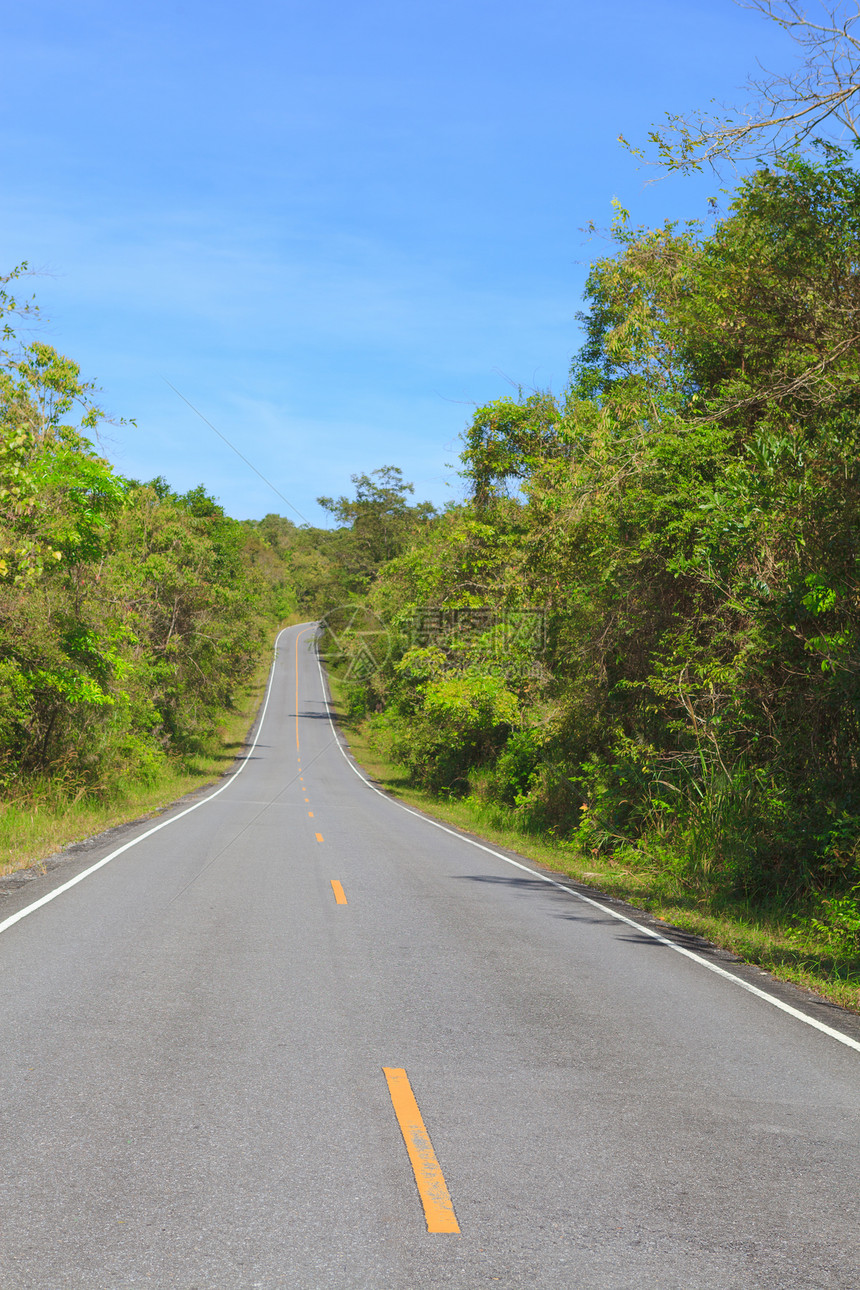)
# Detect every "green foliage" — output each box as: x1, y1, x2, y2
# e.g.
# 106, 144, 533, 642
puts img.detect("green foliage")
387, 666, 522, 792
244, 467, 437, 617
335, 152, 860, 933
0, 275, 296, 805
461, 391, 569, 508
245, 513, 342, 616
317, 465, 437, 593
